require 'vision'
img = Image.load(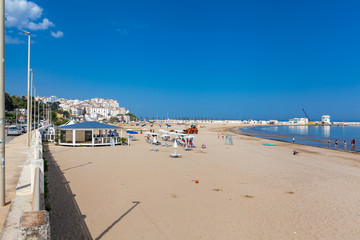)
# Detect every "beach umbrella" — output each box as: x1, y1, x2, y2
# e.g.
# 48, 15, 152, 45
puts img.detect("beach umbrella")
184, 135, 196, 139
173, 138, 178, 154
126, 130, 138, 134
141, 124, 146, 127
